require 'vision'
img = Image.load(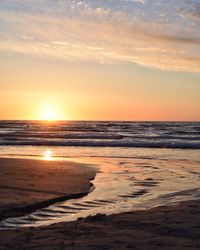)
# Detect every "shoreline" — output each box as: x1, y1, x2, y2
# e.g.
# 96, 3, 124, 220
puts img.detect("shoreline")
0, 199, 200, 249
